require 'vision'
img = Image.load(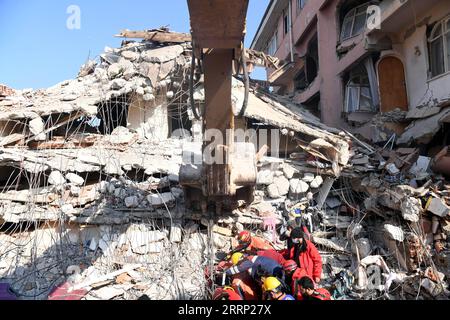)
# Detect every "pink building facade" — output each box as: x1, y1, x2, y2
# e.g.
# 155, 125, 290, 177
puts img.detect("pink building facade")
251, 0, 450, 142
